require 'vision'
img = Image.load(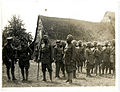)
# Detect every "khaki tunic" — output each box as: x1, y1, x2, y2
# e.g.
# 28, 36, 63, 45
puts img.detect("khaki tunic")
86, 48, 94, 65
64, 43, 75, 73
